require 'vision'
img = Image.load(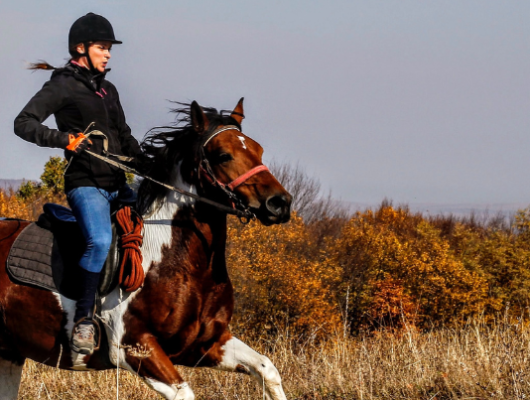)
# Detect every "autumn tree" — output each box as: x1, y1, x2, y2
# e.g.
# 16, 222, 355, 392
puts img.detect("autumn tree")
40, 156, 67, 194
269, 161, 349, 224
